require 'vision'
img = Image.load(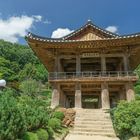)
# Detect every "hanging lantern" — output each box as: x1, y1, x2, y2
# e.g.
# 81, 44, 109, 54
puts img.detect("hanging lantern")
0, 79, 6, 87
